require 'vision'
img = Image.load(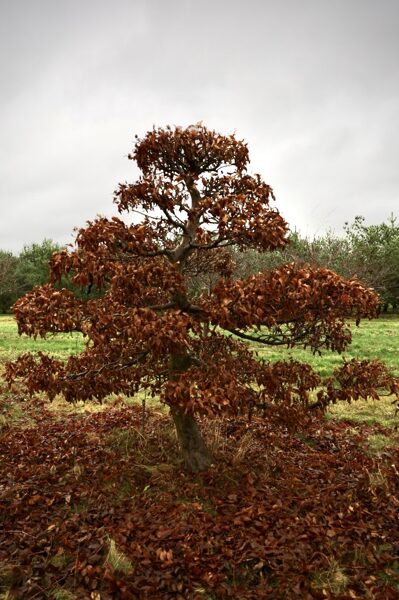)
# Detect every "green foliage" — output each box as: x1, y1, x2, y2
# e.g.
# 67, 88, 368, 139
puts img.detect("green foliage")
344, 214, 399, 310
16, 239, 61, 294
0, 251, 19, 313
231, 229, 351, 279
0, 240, 61, 313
